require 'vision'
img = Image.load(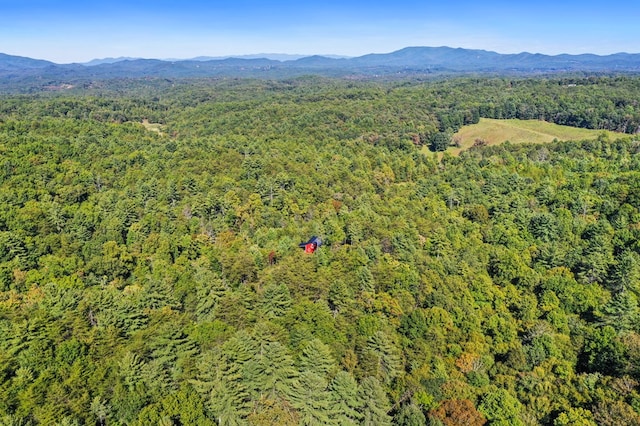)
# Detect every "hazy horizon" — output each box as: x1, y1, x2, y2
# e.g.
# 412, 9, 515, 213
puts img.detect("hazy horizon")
1, 0, 639, 63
